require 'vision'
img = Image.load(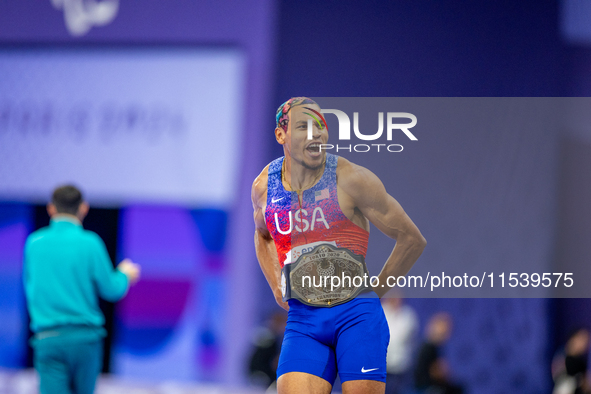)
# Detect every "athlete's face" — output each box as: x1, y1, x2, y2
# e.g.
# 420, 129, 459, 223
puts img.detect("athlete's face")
277, 104, 328, 170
